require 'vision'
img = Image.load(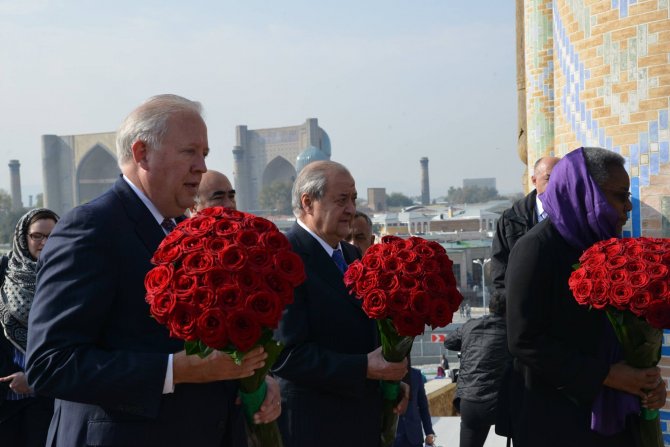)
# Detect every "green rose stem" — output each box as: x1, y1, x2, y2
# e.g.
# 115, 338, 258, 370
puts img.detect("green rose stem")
185, 331, 285, 447
606, 310, 663, 447
377, 319, 415, 447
